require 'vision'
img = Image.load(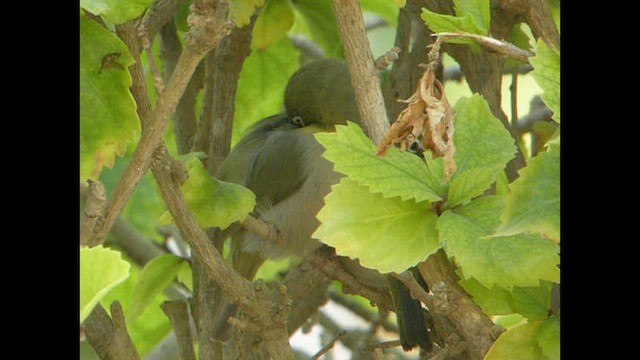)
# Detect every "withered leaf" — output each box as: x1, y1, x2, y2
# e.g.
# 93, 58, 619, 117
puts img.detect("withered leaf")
377, 66, 457, 182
